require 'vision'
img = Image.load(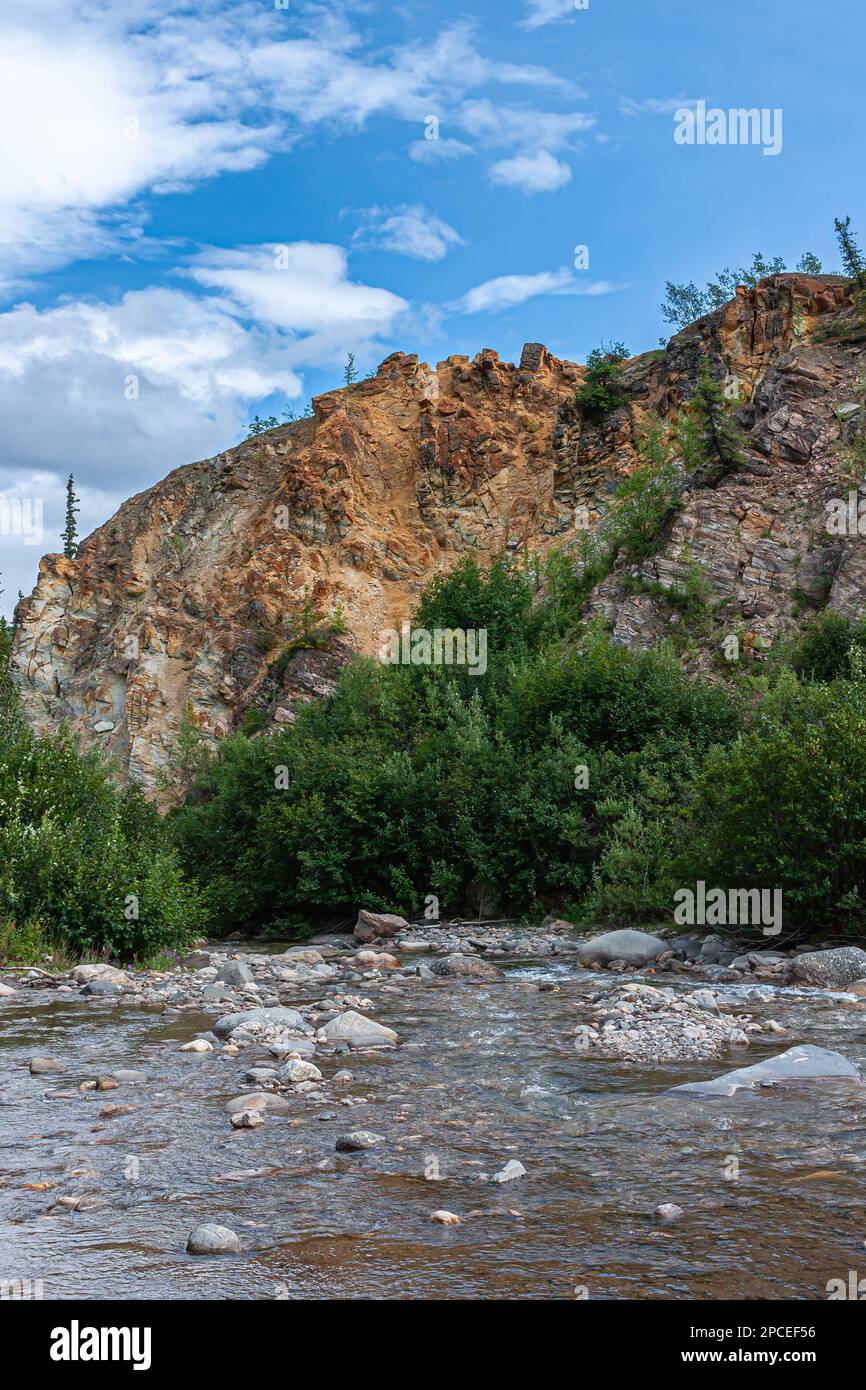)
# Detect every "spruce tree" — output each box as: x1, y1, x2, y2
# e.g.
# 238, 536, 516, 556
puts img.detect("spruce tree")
834, 216, 865, 281
681, 357, 749, 488
62, 474, 80, 558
